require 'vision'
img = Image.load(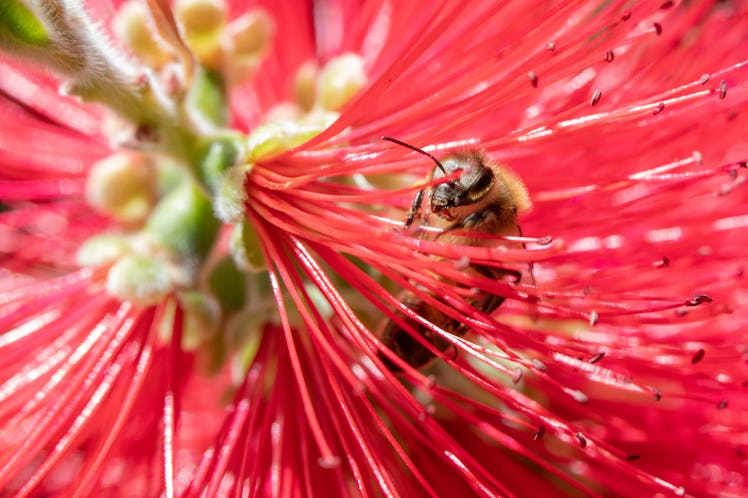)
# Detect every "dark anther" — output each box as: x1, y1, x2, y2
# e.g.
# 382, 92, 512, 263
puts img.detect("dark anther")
604, 50, 614, 63
528, 71, 538, 88
590, 90, 602, 106
537, 235, 553, 245
512, 367, 523, 384
686, 294, 713, 306
534, 425, 546, 440
700, 74, 710, 85
653, 22, 662, 36
653, 387, 662, 401
654, 257, 670, 268
691, 348, 705, 364
532, 359, 547, 372
653, 102, 665, 115
576, 432, 587, 448
622, 12, 632, 21
589, 352, 606, 364
589, 310, 599, 326
719, 80, 727, 100
718, 399, 728, 410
